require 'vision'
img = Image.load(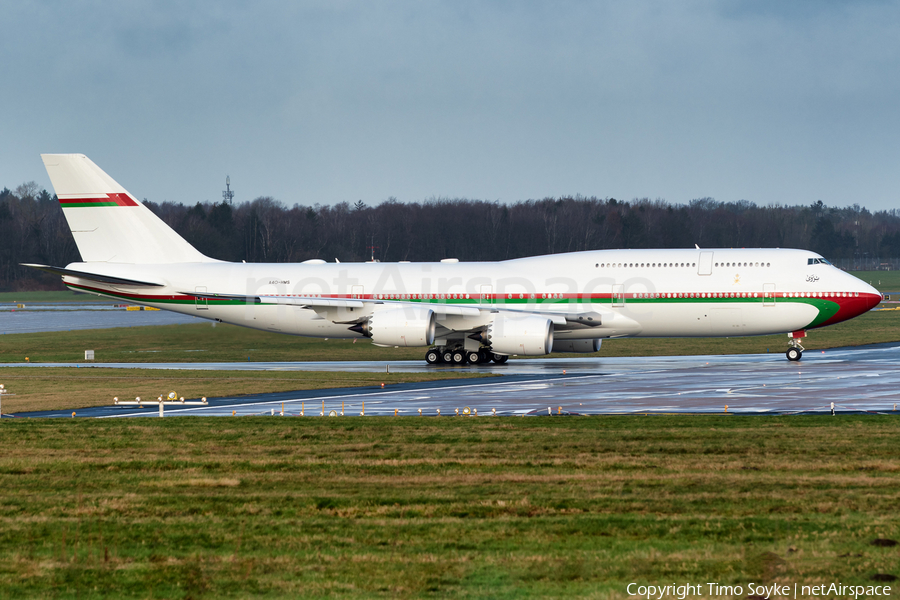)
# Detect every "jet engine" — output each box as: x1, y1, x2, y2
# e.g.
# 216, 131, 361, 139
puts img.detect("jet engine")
486, 314, 553, 355
356, 306, 436, 347
552, 339, 601, 353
